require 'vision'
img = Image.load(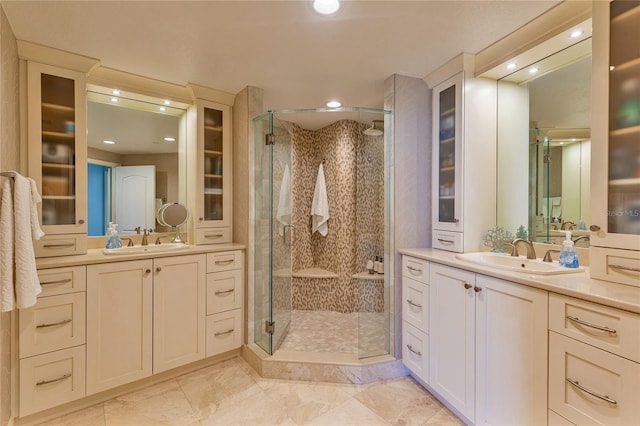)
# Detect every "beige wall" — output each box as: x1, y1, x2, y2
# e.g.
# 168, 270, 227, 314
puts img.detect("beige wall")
0, 6, 20, 425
